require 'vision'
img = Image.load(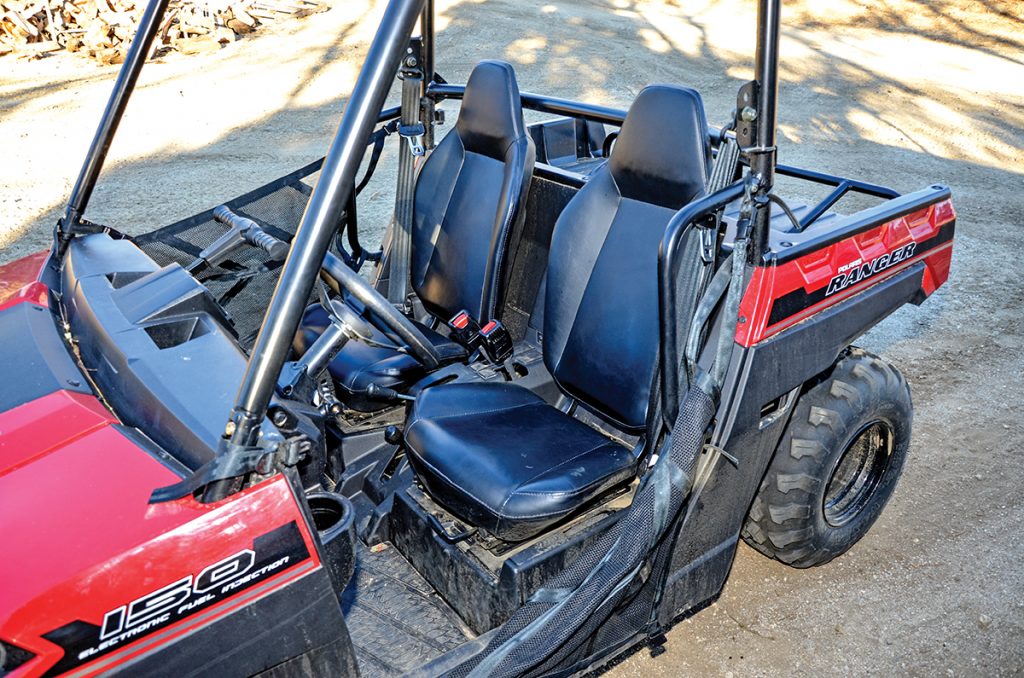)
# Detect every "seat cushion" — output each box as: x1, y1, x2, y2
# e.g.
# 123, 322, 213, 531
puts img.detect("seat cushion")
293, 61, 532, 412
541, 85, 711, 431
411, 60, 535, 322
405, 382, 637, 542
295, 304, 466, 412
